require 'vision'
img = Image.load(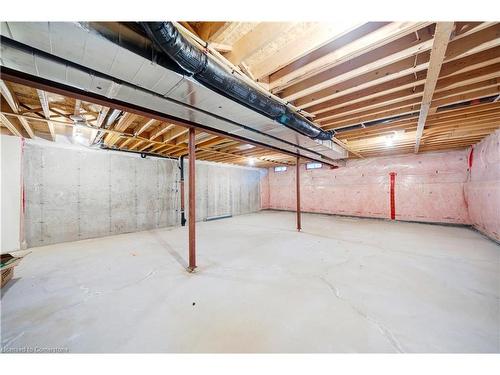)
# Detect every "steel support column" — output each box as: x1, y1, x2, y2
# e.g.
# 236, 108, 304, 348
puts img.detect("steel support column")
296, 156, 301, 232
179, 155, 186, 226
188, 128, 196, 271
